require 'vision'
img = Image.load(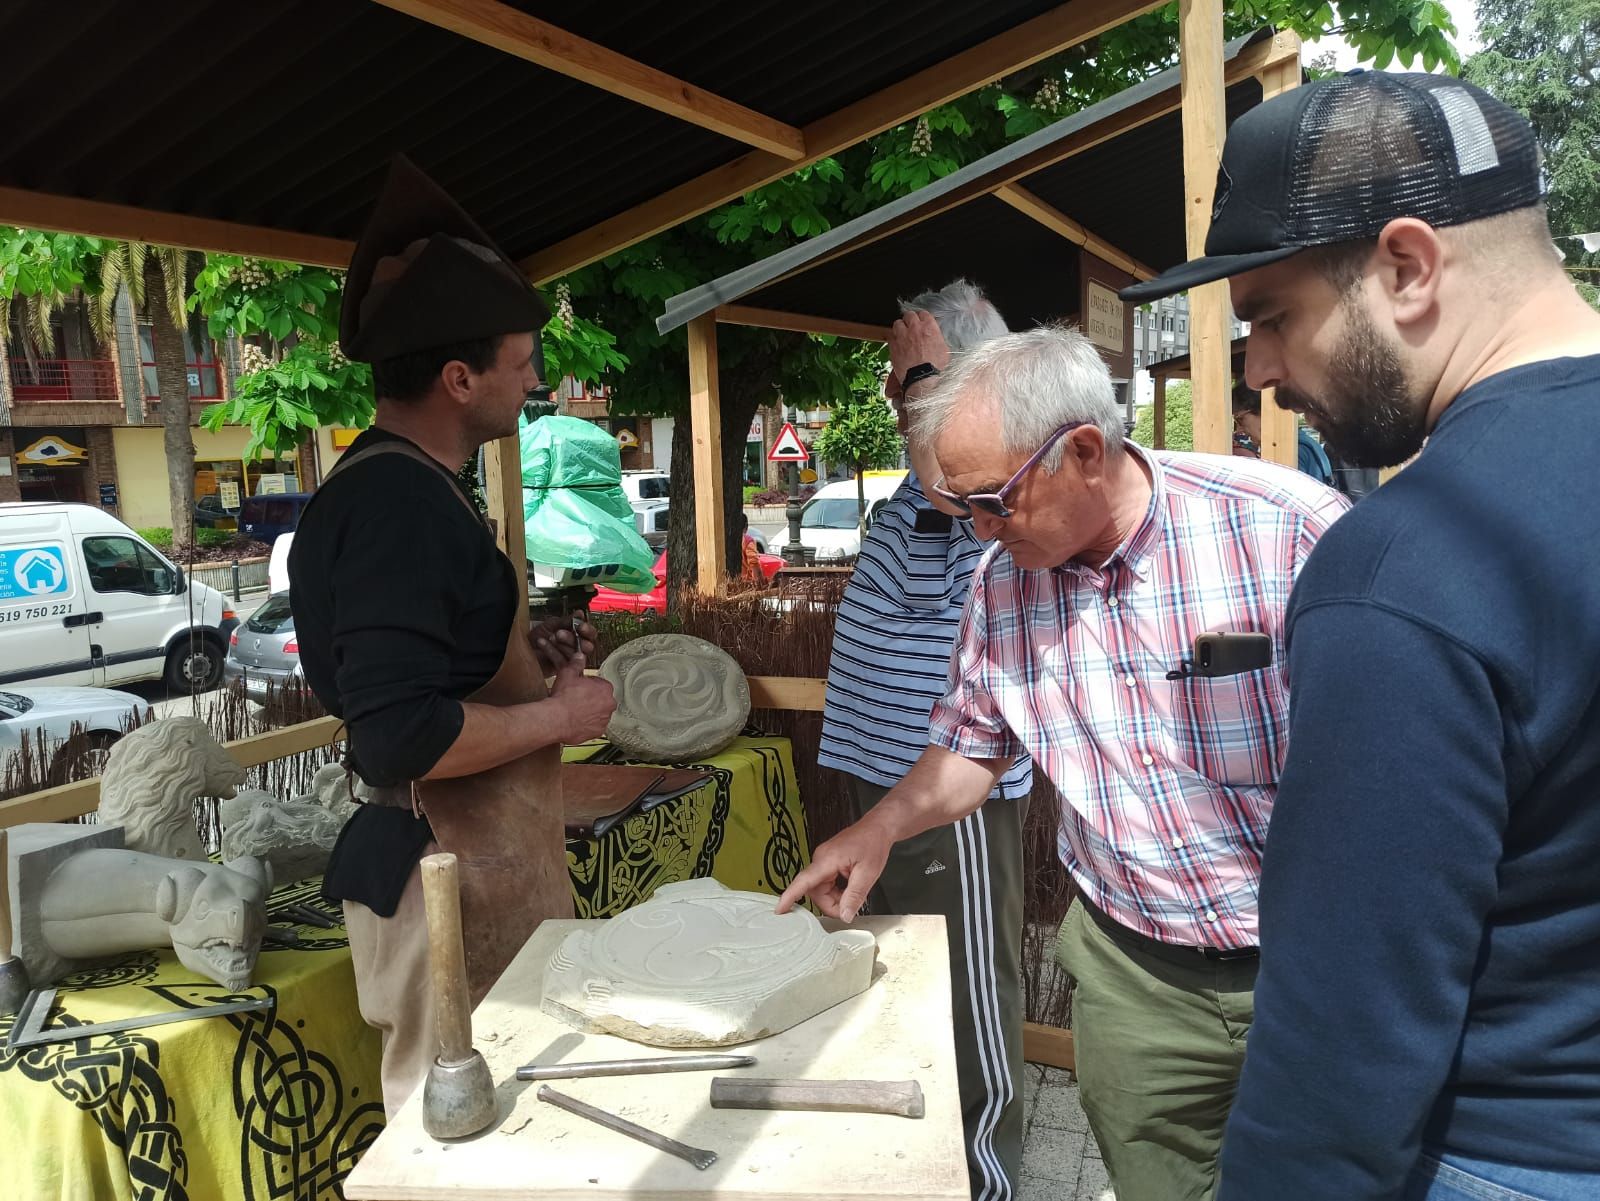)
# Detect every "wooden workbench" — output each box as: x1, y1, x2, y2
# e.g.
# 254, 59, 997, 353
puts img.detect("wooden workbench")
344, 914, 967, 1201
